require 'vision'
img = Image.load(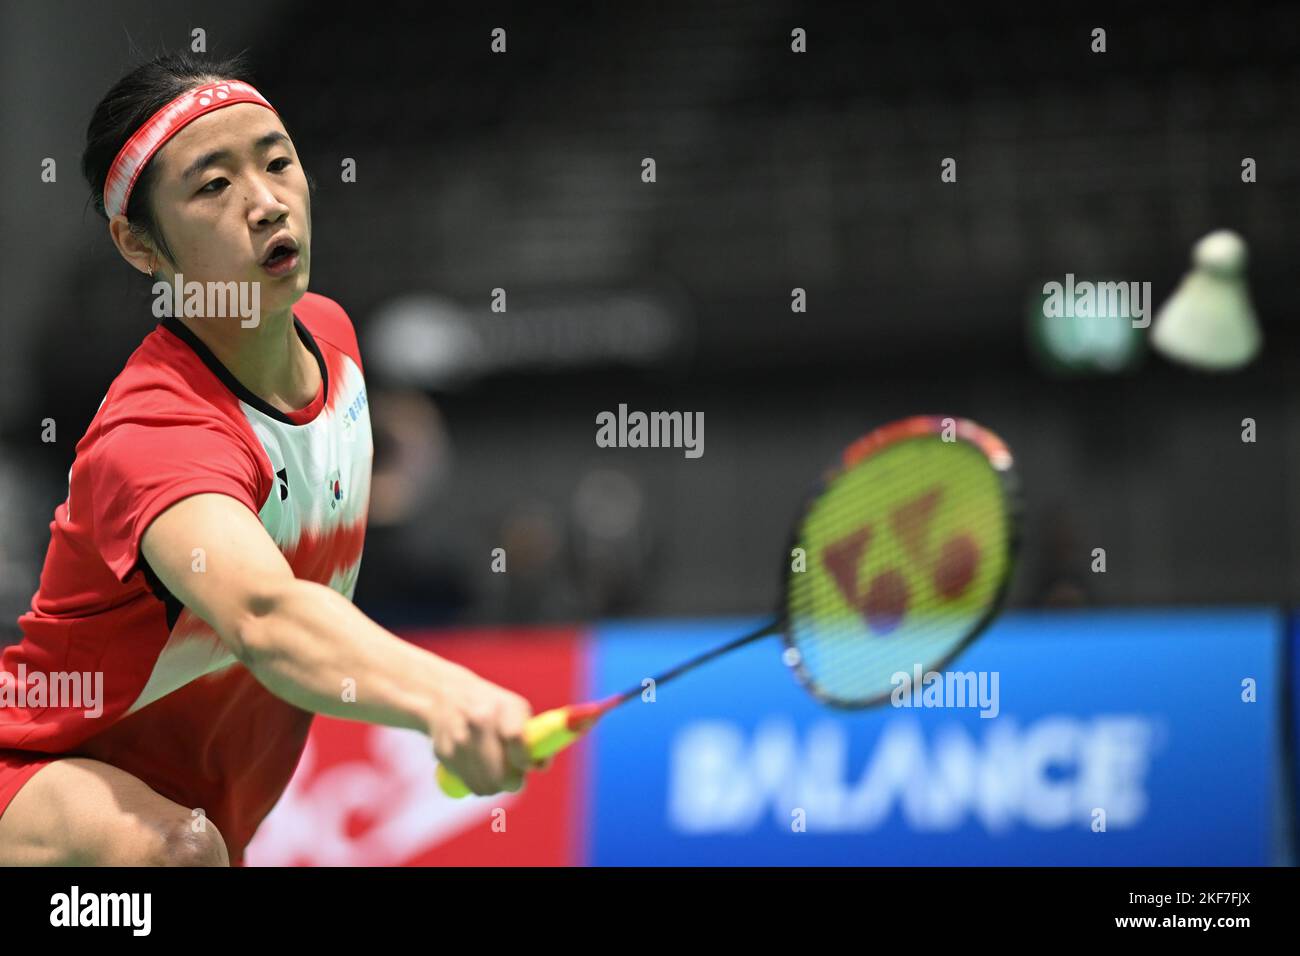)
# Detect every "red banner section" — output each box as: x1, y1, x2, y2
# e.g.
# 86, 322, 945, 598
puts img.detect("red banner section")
245, 626, 588, 866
